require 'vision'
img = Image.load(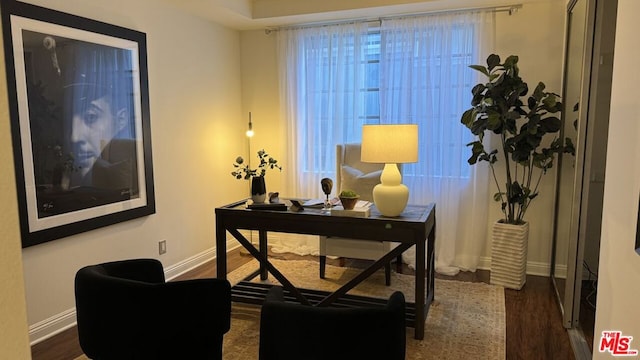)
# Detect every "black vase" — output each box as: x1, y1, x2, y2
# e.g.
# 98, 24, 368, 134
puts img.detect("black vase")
251, 176, 267, 203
